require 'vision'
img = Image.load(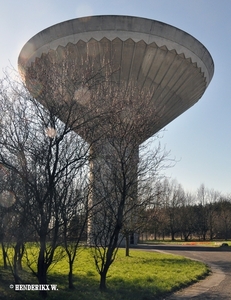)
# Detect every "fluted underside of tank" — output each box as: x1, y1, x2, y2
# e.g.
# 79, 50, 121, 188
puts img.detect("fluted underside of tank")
22, 36, 207, 140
